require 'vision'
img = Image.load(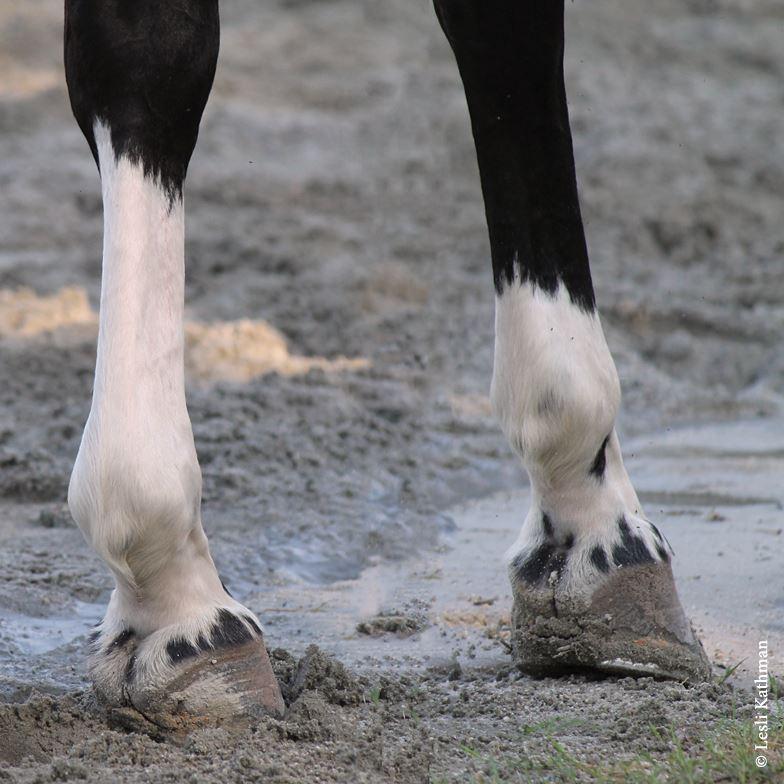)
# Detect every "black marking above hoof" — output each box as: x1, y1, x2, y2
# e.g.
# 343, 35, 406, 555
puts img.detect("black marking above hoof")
649, 523, 672, 562
513, 543, 566, 586
166, 637, 202, 665
163, 609, 262, 668
212, 609, 257, 649
589, 545, 610, 573
243, 615, 262, 636
612, 517, 655, 568
512, 515, 575, 587
589, 434, 610, 480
